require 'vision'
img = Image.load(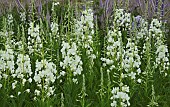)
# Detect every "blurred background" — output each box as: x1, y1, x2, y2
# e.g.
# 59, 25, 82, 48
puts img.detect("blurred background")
0, 0, 169, 46
0, 0, 169, 23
